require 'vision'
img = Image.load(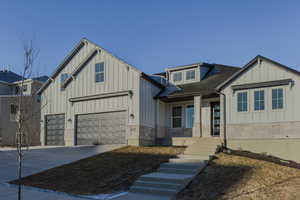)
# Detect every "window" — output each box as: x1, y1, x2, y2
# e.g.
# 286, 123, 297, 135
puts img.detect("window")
15, 86, 20, 94
272, 88, 283, 109
60, 73, 69, 84
185, 105, 194, 128
10, 104, 18, 121
172, 106, 182, 128
237, 92, 248, 112
22, 85, 28, 92
95, 62, 105, 83
254, 90, 265, 111
186, 70, 195, 80
173, 72, 182, 82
